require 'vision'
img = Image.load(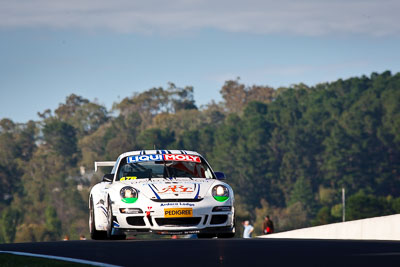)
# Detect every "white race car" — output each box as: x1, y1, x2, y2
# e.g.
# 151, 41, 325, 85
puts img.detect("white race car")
89, 150, 235, 239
